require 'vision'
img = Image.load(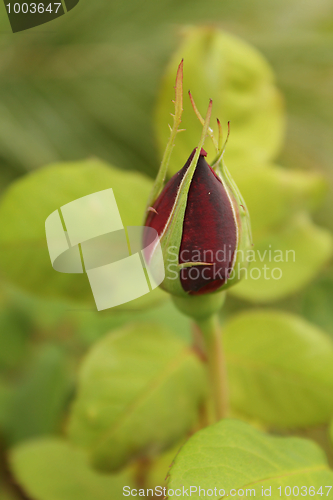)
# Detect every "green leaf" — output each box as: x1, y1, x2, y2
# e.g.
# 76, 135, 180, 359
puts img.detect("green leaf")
301, 273, 333, 338
0, 158, 161, 306
5, 345, 72, 444
225, 310, 333, 427
155, 26, 285, 176
0, 378, 12, 432
68, 322, 207, 472
9, 438, 133, 500
167, 419, 333, 498
77, 299, 191, 347
0, 306, 30, 370
230, 214, 333, 303
147, 441, 184, 489
135, 299, 192, 343
232, 164, 326, 239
